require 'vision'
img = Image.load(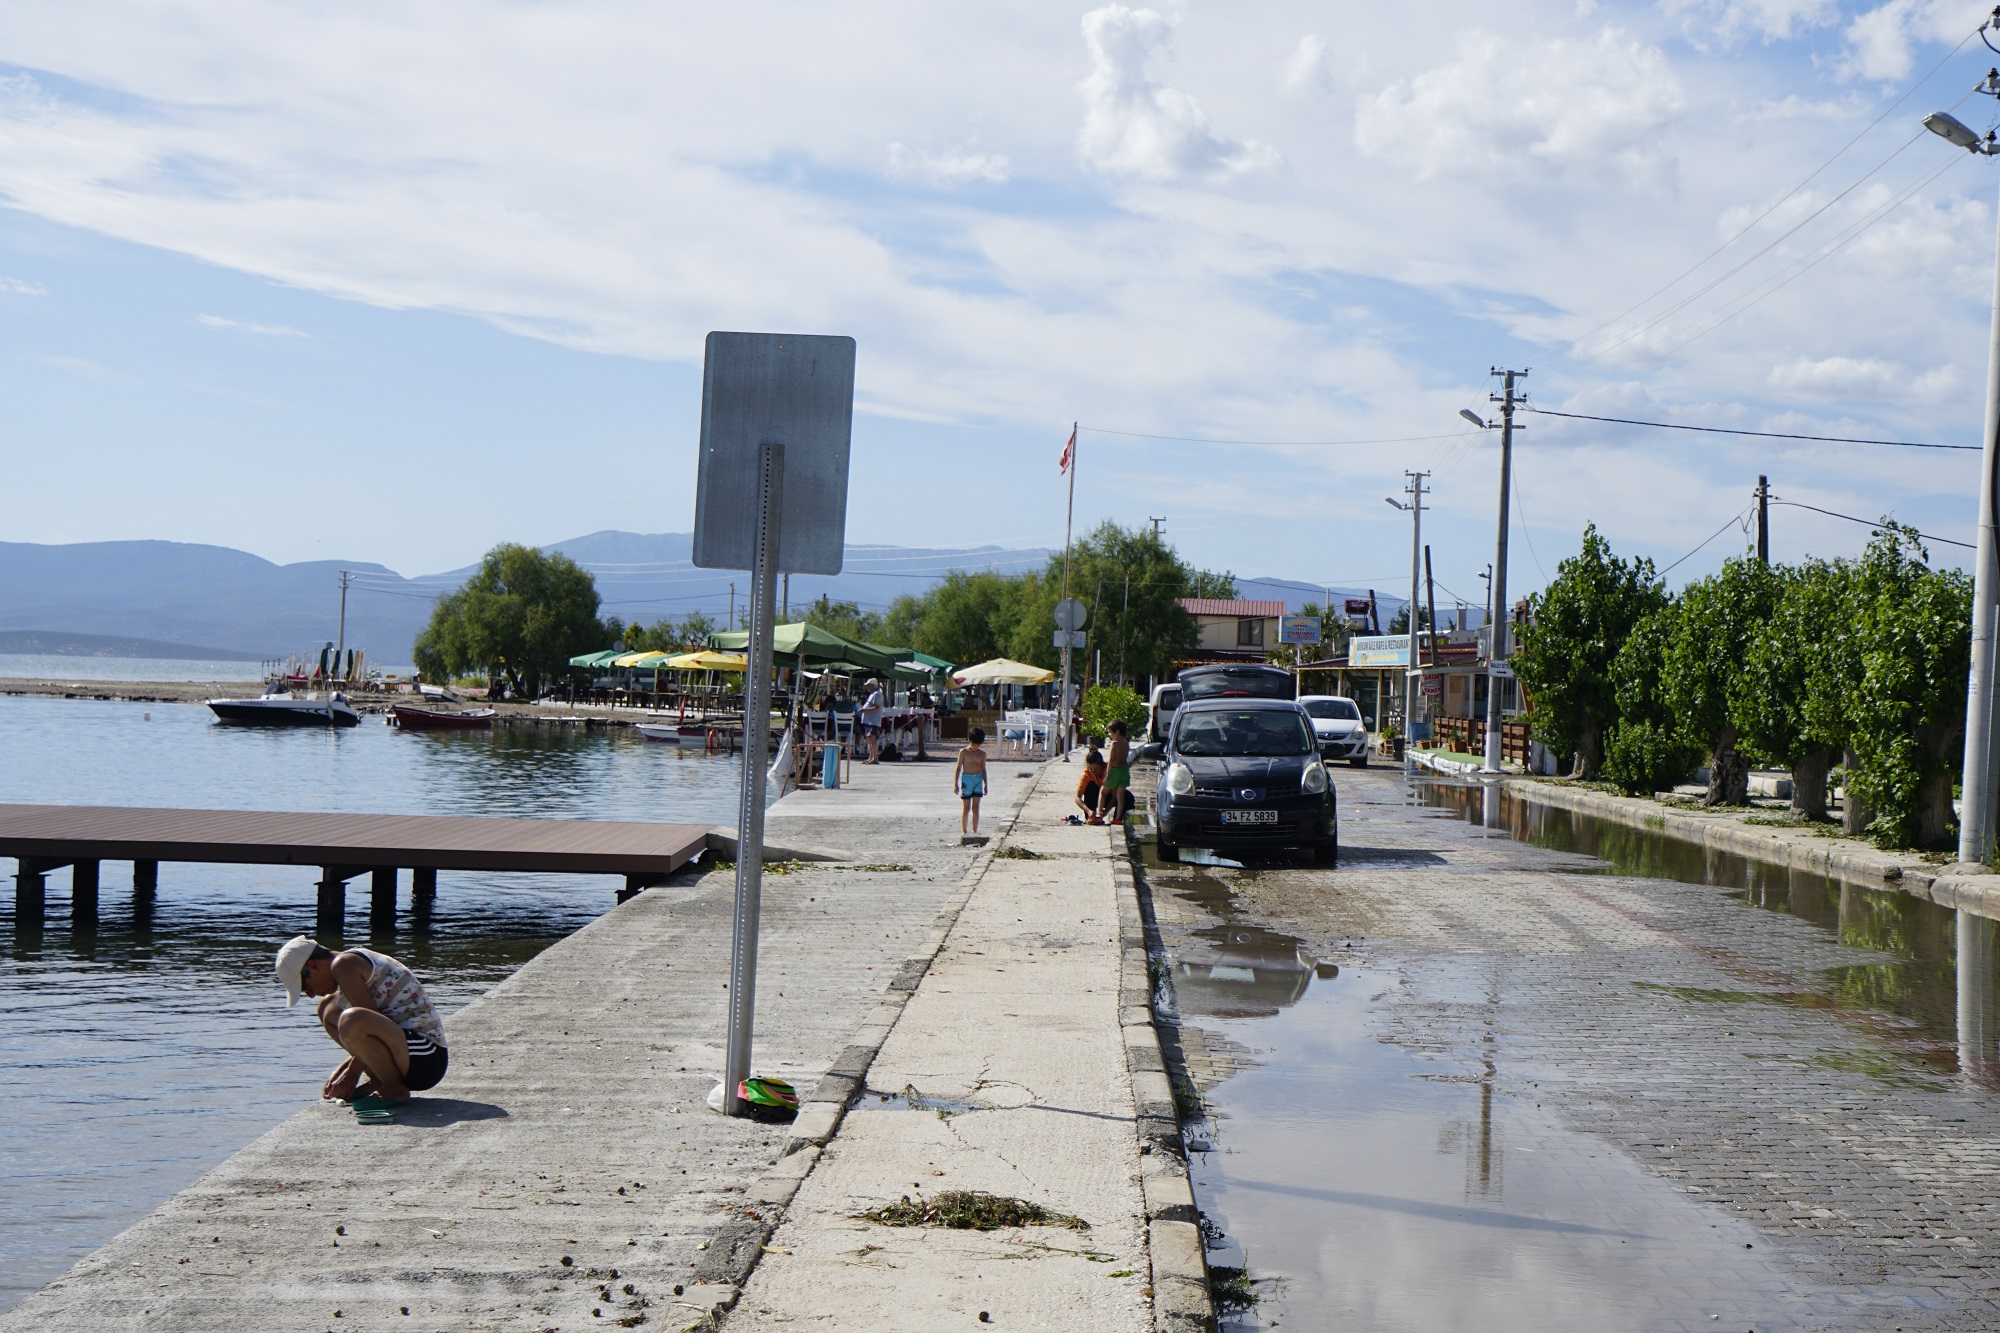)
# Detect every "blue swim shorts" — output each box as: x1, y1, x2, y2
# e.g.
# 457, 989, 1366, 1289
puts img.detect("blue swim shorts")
958, 773, 987, 799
